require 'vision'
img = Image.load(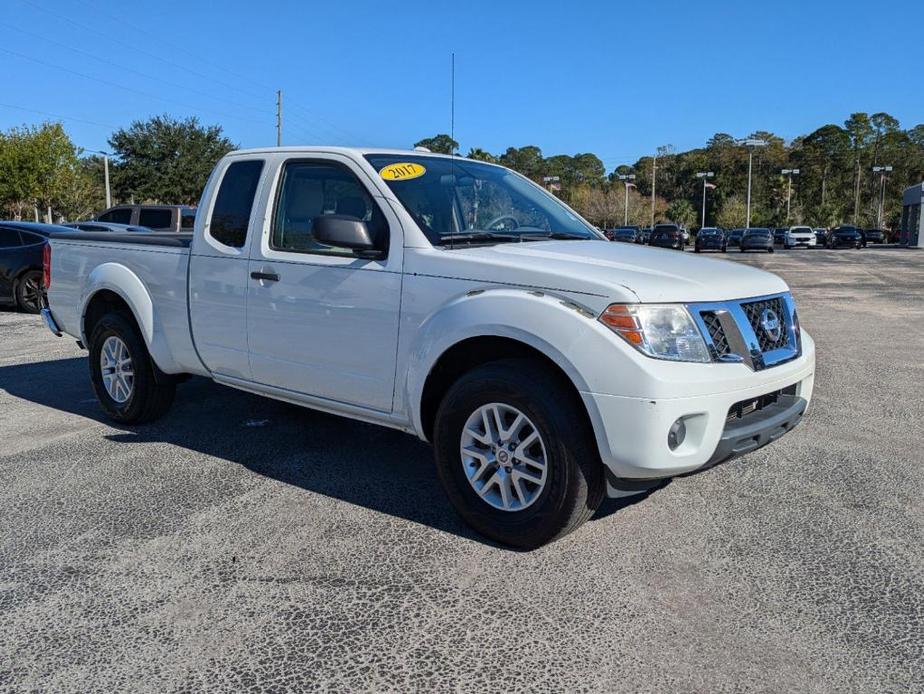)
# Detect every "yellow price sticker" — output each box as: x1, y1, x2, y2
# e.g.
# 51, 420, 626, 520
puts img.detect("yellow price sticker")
379, 162, 427, 181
